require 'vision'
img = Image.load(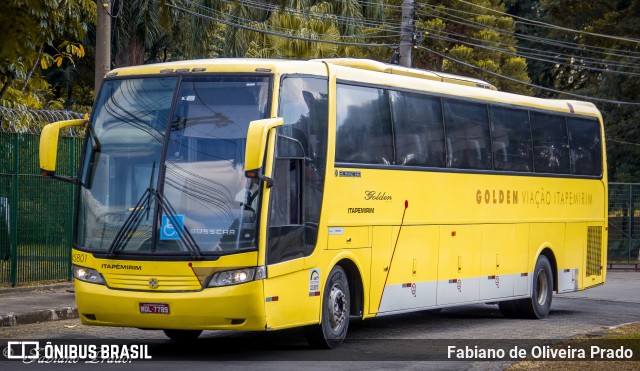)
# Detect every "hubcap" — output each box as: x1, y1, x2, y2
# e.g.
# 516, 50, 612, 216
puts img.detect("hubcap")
328, 284, 347, 332
536, 270, 549, 305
